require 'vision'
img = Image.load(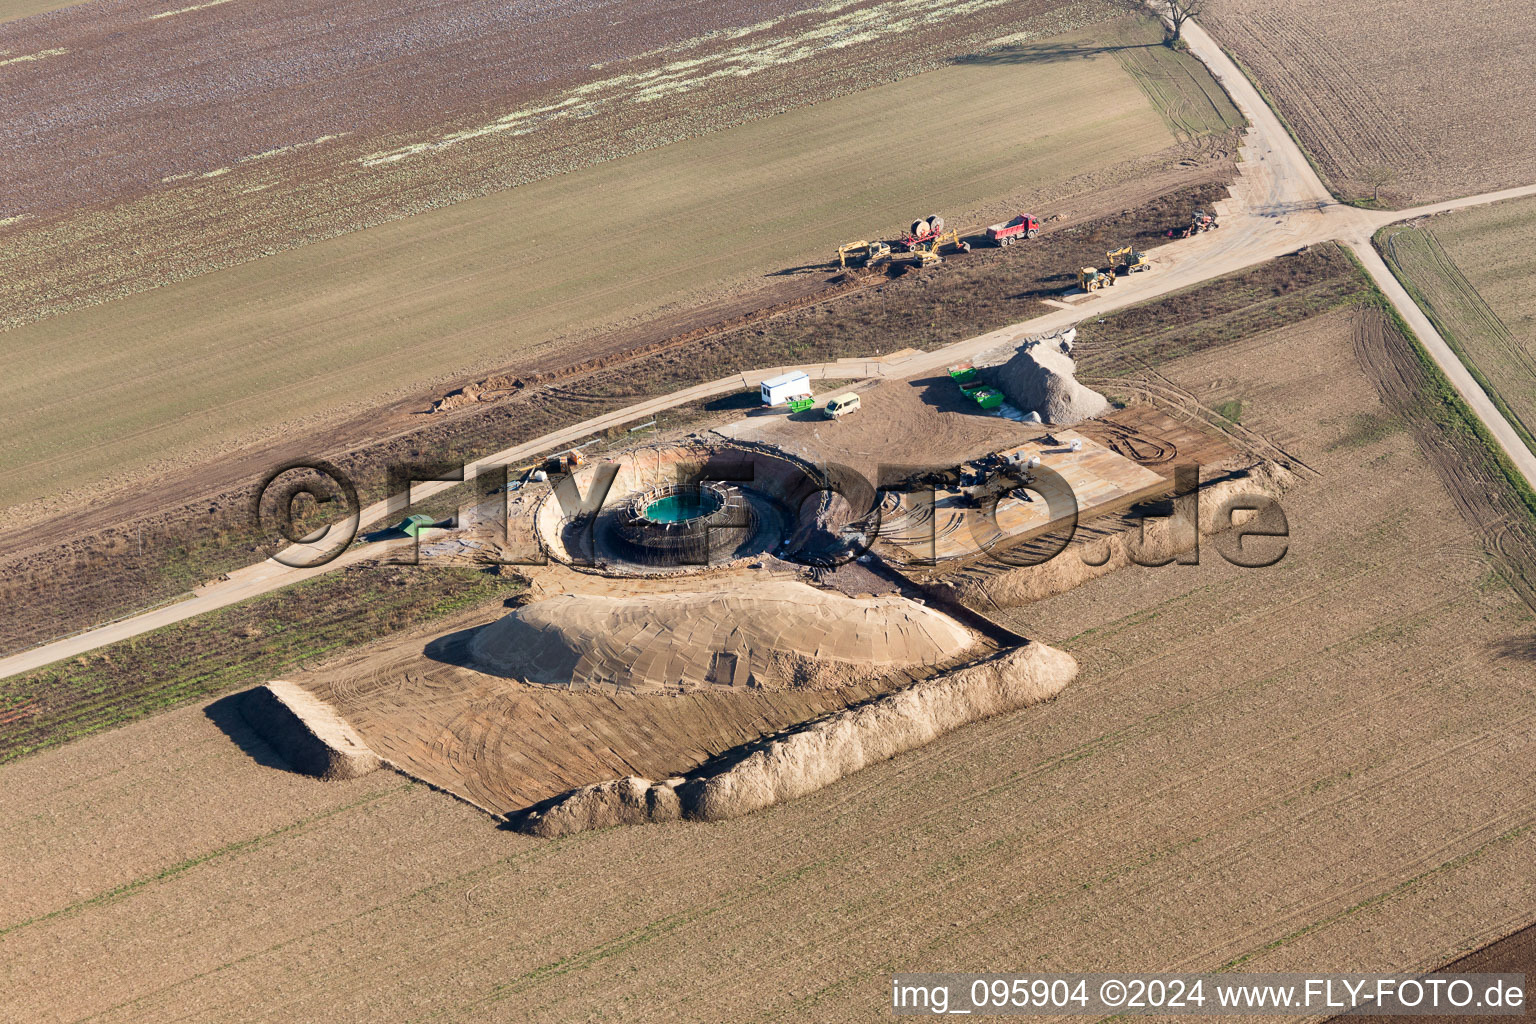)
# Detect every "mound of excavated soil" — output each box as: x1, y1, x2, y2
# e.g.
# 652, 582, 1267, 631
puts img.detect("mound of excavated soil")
470, 581, 973, 692
953, 462, 1295, 608
513, 641, 1078, 837
990, 340, 1108, 425
240, 680, 381, 780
